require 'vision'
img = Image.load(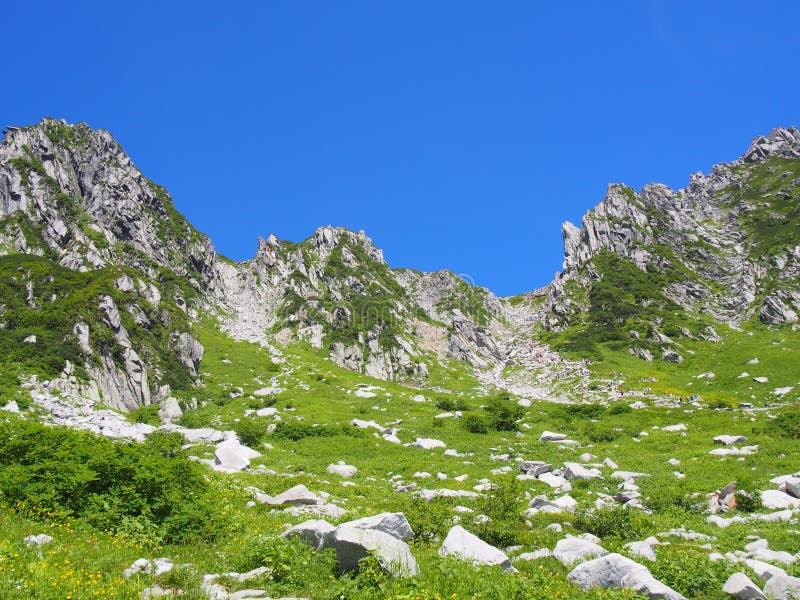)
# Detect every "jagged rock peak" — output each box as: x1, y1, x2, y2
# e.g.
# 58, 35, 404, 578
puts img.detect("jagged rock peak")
738, 126, 800, 164
0, 117, 218, 288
